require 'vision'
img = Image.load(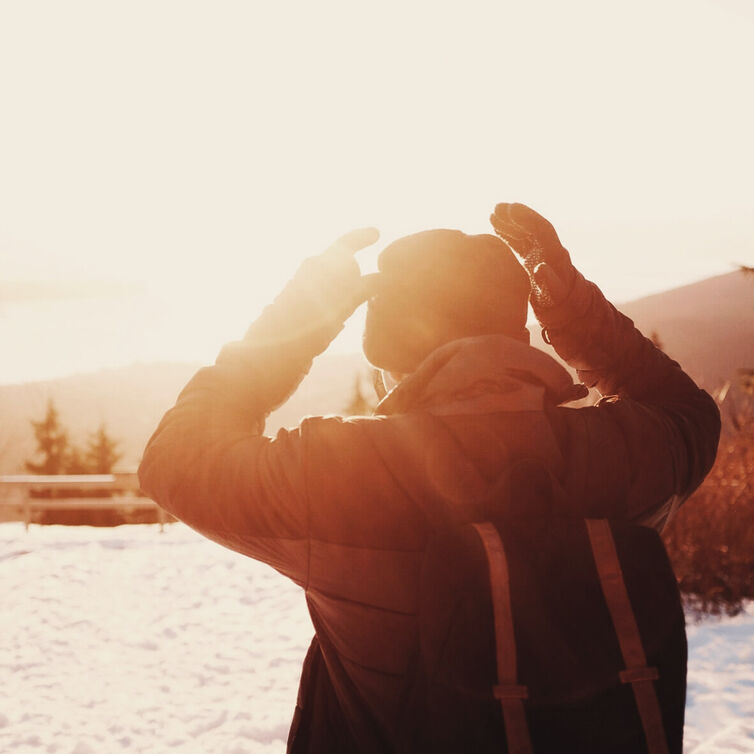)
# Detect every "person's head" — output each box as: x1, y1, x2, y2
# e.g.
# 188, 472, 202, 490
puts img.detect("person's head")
362, 229, 530, 374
